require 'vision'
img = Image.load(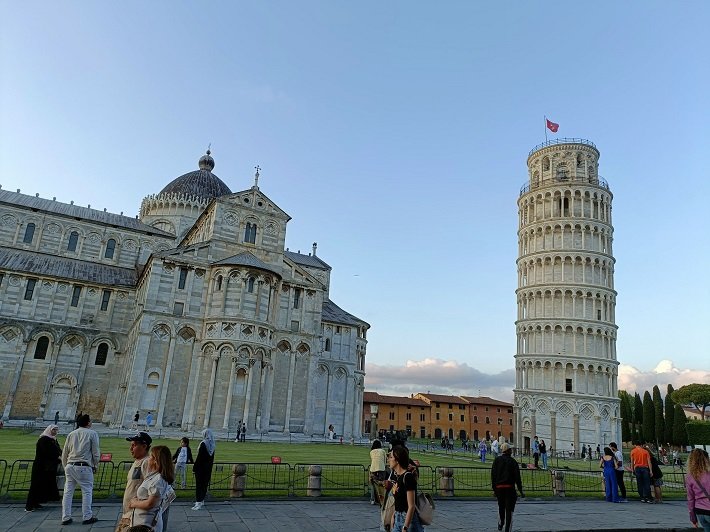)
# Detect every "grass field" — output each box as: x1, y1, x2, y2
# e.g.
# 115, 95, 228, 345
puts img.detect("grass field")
0, 429, 689, 500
